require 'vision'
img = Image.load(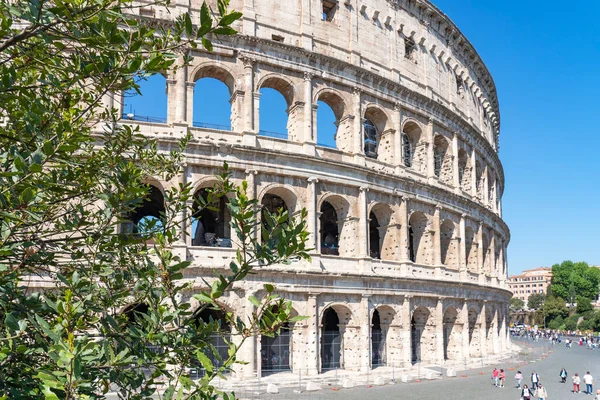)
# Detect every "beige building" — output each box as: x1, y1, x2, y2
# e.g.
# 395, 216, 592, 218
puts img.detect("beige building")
508, 267, 552, 304
96, 0, 511, 378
